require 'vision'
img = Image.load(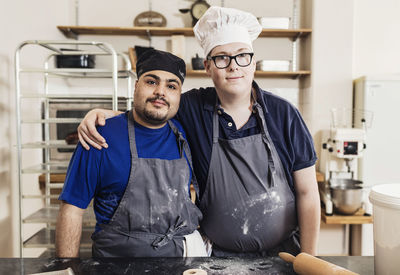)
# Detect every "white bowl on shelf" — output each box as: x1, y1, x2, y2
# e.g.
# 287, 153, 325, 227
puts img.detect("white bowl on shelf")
256, 60, 291, 72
